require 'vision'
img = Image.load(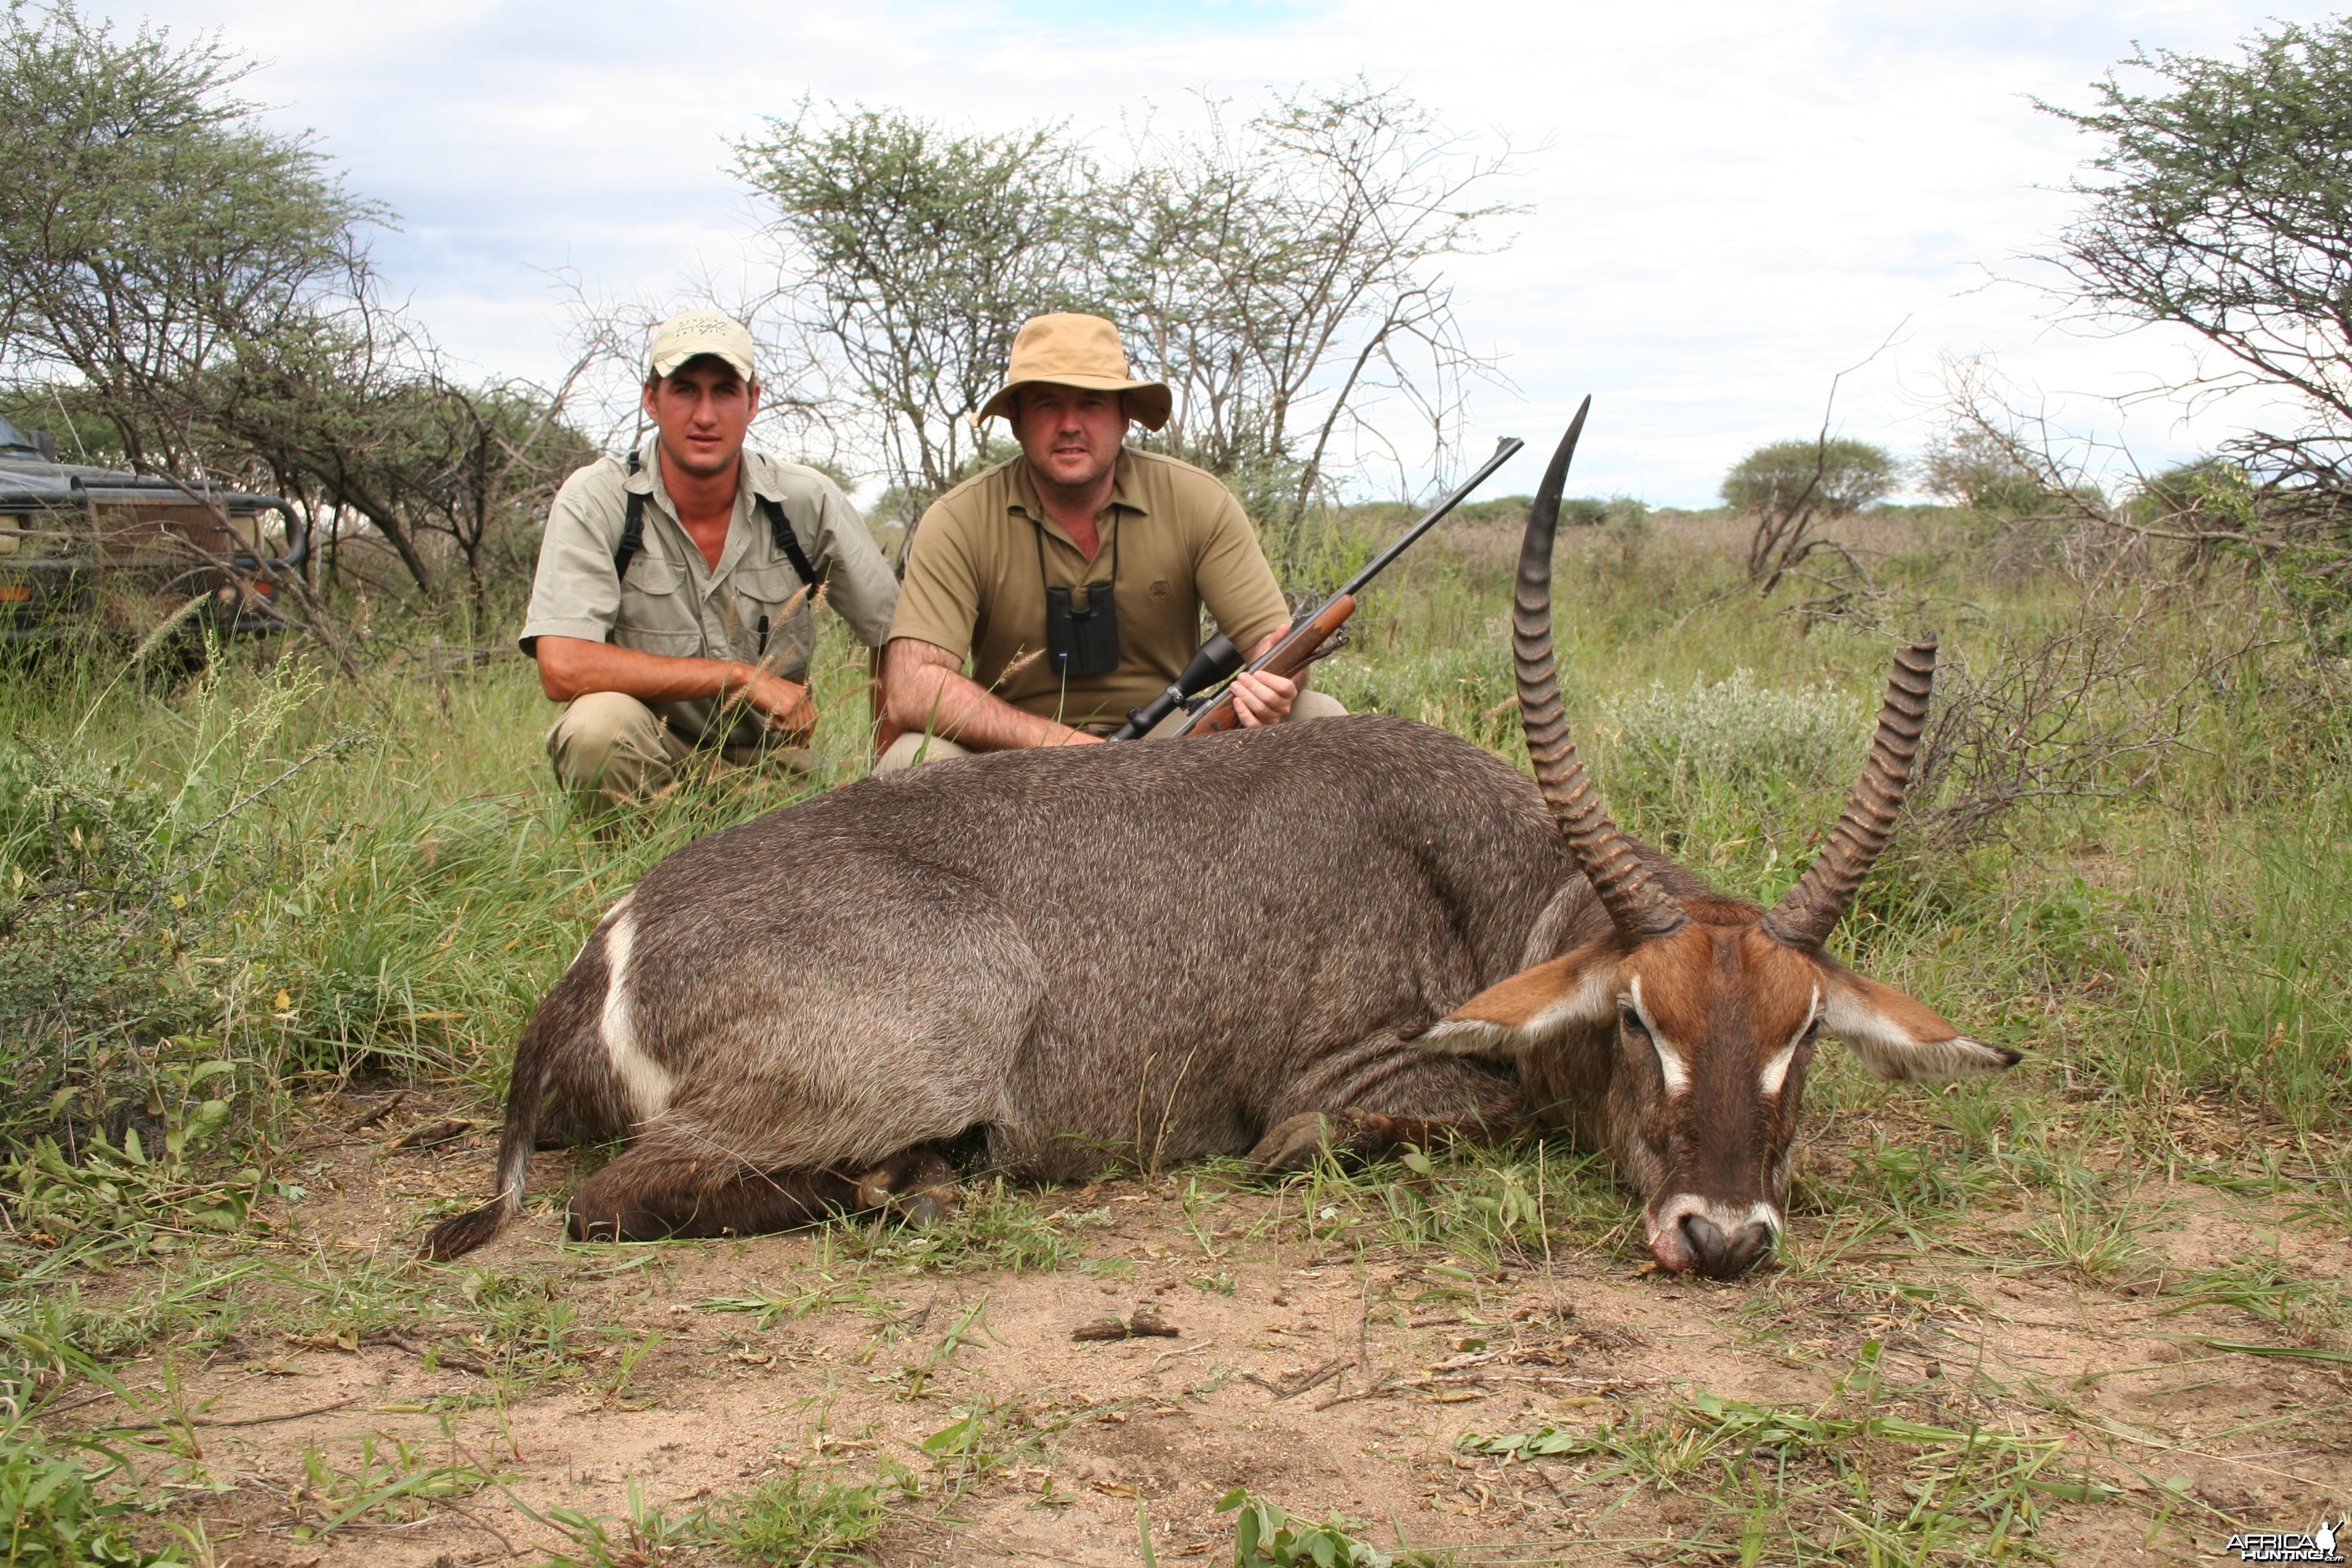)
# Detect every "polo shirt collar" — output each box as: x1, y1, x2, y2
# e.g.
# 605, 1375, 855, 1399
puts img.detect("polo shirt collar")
1009, 450, 1151, 553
